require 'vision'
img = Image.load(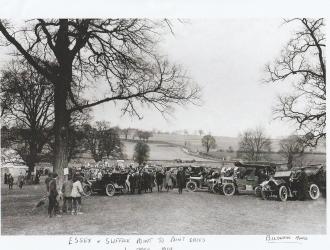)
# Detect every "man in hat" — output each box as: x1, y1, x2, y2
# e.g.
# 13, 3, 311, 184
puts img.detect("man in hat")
296, 167, 309, 200
176, 167, 186, 194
